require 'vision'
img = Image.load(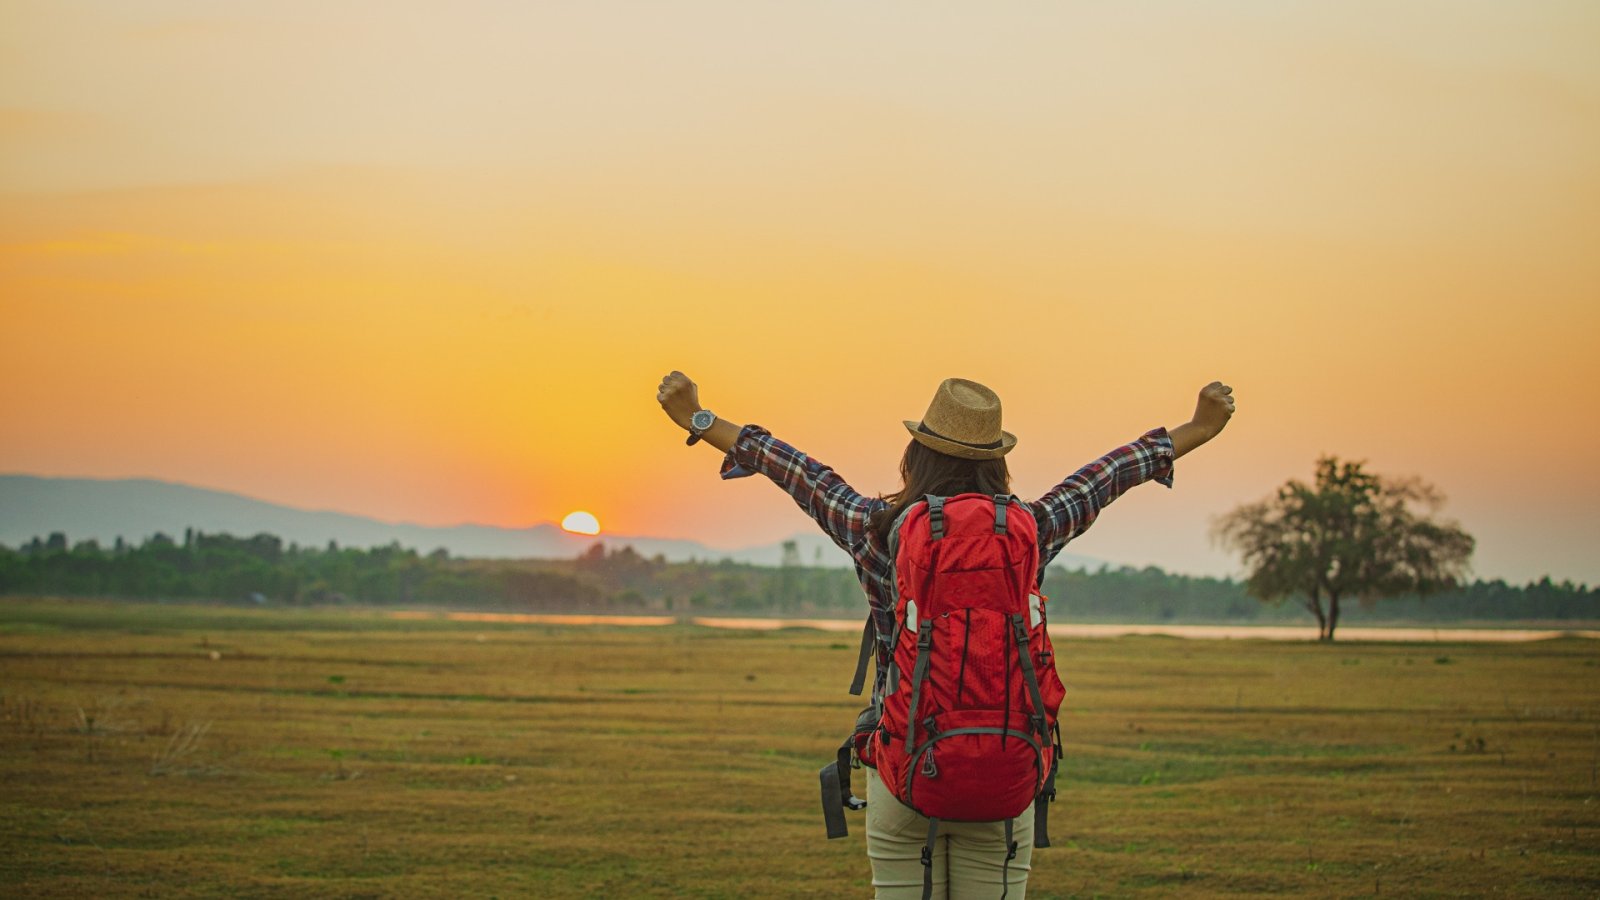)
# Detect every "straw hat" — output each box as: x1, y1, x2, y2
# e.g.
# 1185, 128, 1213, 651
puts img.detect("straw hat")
903, 378, 1017, 460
